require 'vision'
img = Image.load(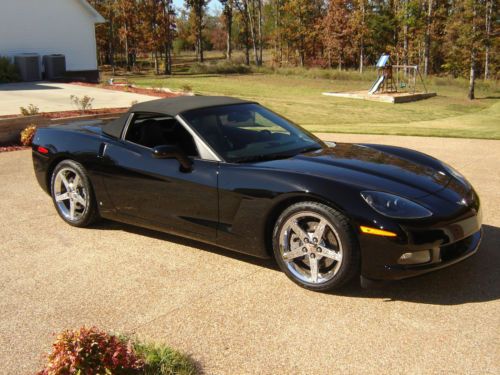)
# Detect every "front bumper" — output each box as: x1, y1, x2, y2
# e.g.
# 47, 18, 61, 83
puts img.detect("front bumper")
359, 208, 483, 281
